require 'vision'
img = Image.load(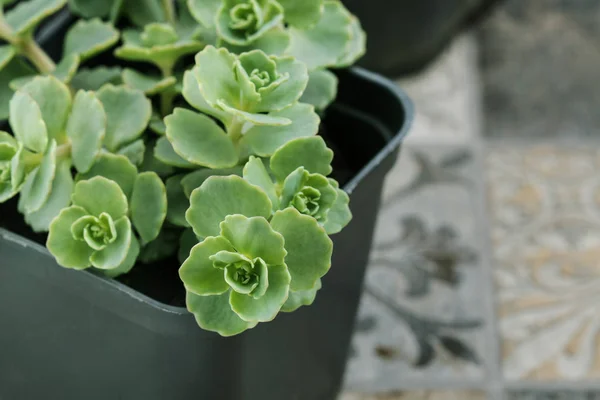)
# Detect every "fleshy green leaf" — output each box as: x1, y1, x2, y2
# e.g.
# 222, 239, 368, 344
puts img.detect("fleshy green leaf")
250, 56, 308, 113
131, 171, 167, 244
53, 54, 81, 84
24, 160, 73, 233
64, 18, 120, 61
165, 108, 237, 169
72, 176, 128, 219
47, 206, 94, 270
9, 145, 28, 193
182, 67, 228, 122
193, 46, 238, 109
230, 263, 290, 322
180, 236, 233, 295
270, 207, 333, 291
186, 175, 272, 238
242, 156, 278, 208
149, 114, 167, 135
180, 167, 242, 198
165, 174, 190, 227
300, 69, 337, 110
0, 45, 15, 70
122, 68, 176, 95
335, 15, 366, 67
77, 153, 137, 199
18, 139, 56, 213
216, 100, 291, 126
68, 0, 114, 18
186, 290, 256, 336
220, 215, 286, 265
67, 90, 106, 173
103, 234, 140, 278
221, 27, 290, 56
270, 136, 333, 182
5, 0, 67, 35
97, 85, 152, 152
281, 279, 321, 312
278, 0, 323, 28
117, 139, 145, 166
70, 67, 122, 91
187, 0, 220, 27
154, 136, 196, 169
20, 76, 72, 144
0, 59, 35, 120
241, 103, 319, 157
89, 216, 132, 270
122, 0, 165, 27
287, 1, 353, 70
9, 90, 48, 153
323, 179, 352, 234
141, 23, 178, 46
